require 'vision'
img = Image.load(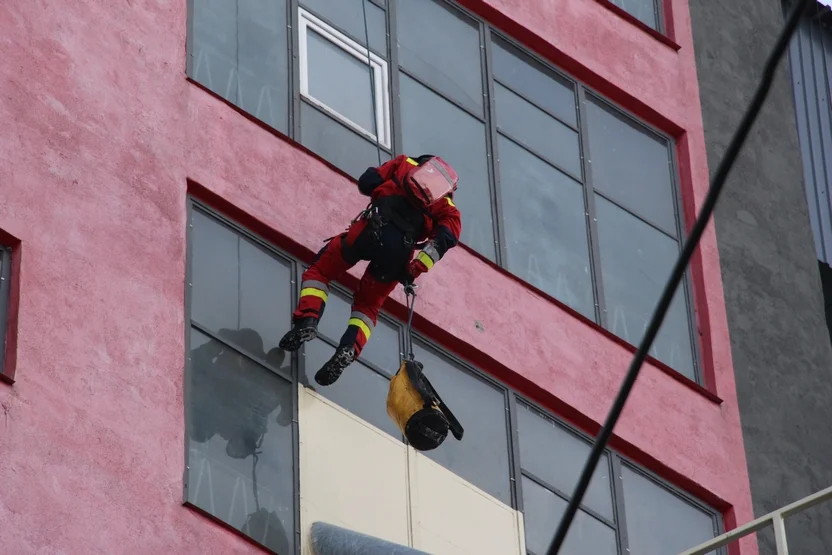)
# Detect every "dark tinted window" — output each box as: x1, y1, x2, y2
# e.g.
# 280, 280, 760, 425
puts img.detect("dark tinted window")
400, 74, 495, 260
517, 403, 613, 520
302, 339, 400, 438
397, 0, 483, 114
300, 102, 391, 179
190, 0, 289, 133
621, 466, 717, 555
187, 328, 295, 555
610, 0, 659, 30
491, 36, 576, 127
586, 96, 677, 234
413, 341, 511, 505
299, 0, 386, 55
306, 28, 377, 133
494, 83, 581, 177
191, 209, 294, 359
595, 195, 695, 379
316, 289, 401, 375
498, 137, 594, 319
522, 476, 617, 555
